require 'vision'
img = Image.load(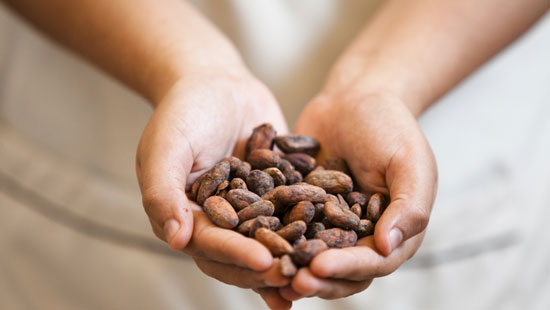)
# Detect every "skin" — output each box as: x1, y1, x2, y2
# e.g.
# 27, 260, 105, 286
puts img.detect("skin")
3, 0, 549, 308
2, 0, 291, 303
280, 0, 549, 304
